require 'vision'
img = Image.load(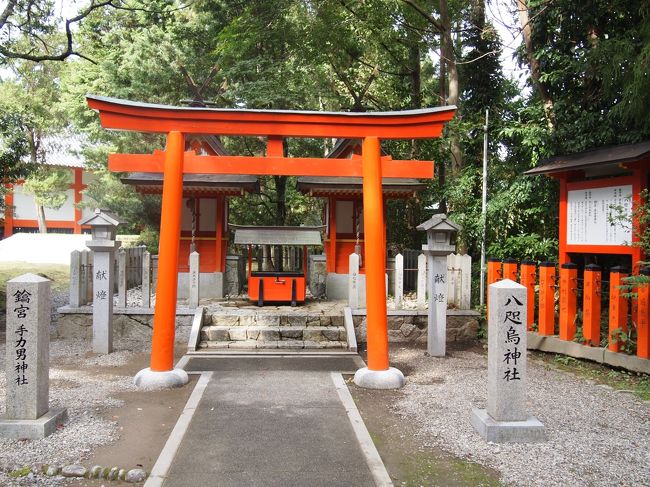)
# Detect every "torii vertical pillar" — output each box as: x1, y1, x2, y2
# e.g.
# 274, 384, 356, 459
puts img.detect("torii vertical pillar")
354, 137, 405, 389
134, 131, 189, 389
